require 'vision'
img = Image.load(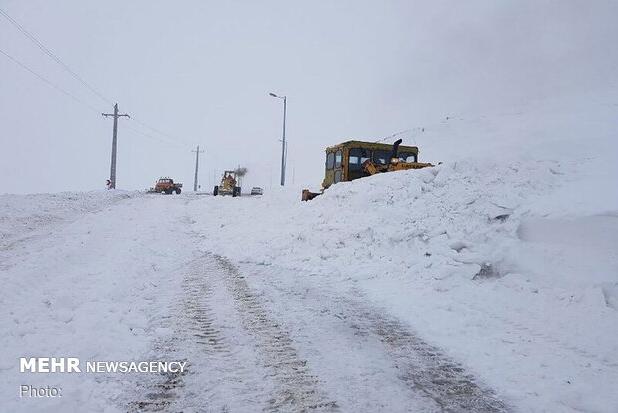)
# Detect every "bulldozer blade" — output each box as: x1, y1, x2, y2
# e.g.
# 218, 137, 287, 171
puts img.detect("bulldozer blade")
301, 189, 322, 201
